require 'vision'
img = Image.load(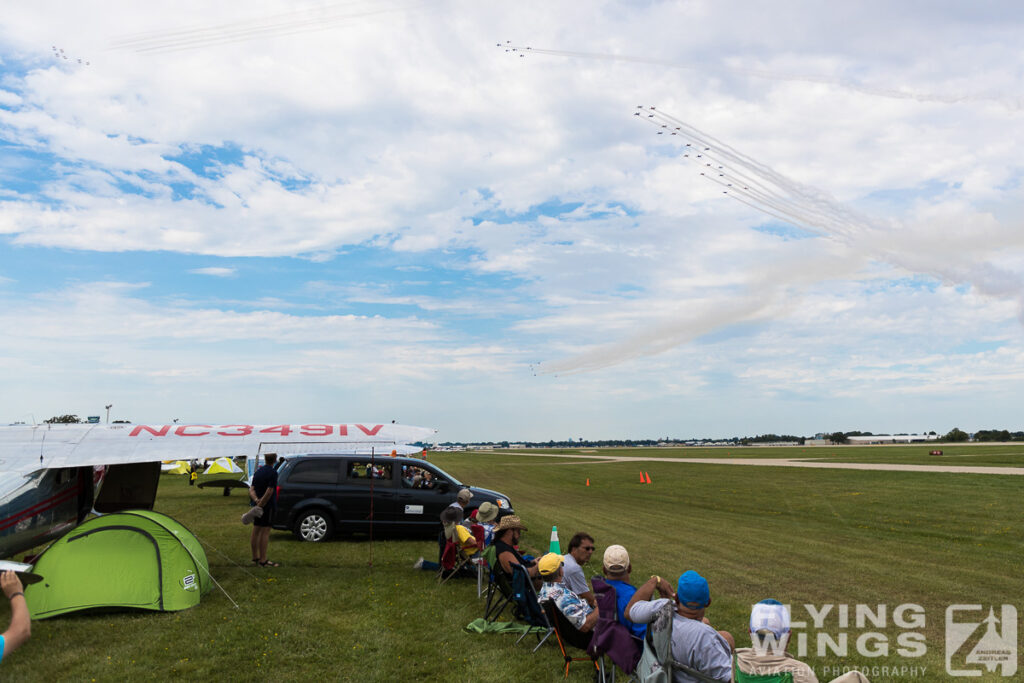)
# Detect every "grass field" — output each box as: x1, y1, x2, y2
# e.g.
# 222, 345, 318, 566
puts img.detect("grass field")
2, 449, 1021, 681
